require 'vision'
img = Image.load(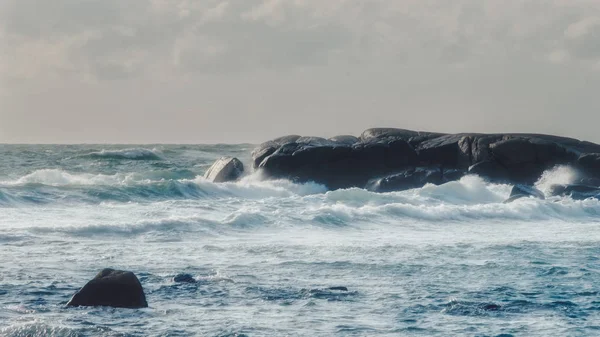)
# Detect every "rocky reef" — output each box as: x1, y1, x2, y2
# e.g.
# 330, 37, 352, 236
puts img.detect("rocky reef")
251, 128, 600, 191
